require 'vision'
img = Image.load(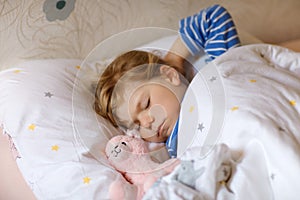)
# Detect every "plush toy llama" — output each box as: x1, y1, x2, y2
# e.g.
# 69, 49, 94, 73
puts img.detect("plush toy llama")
105, 135, 179, 200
